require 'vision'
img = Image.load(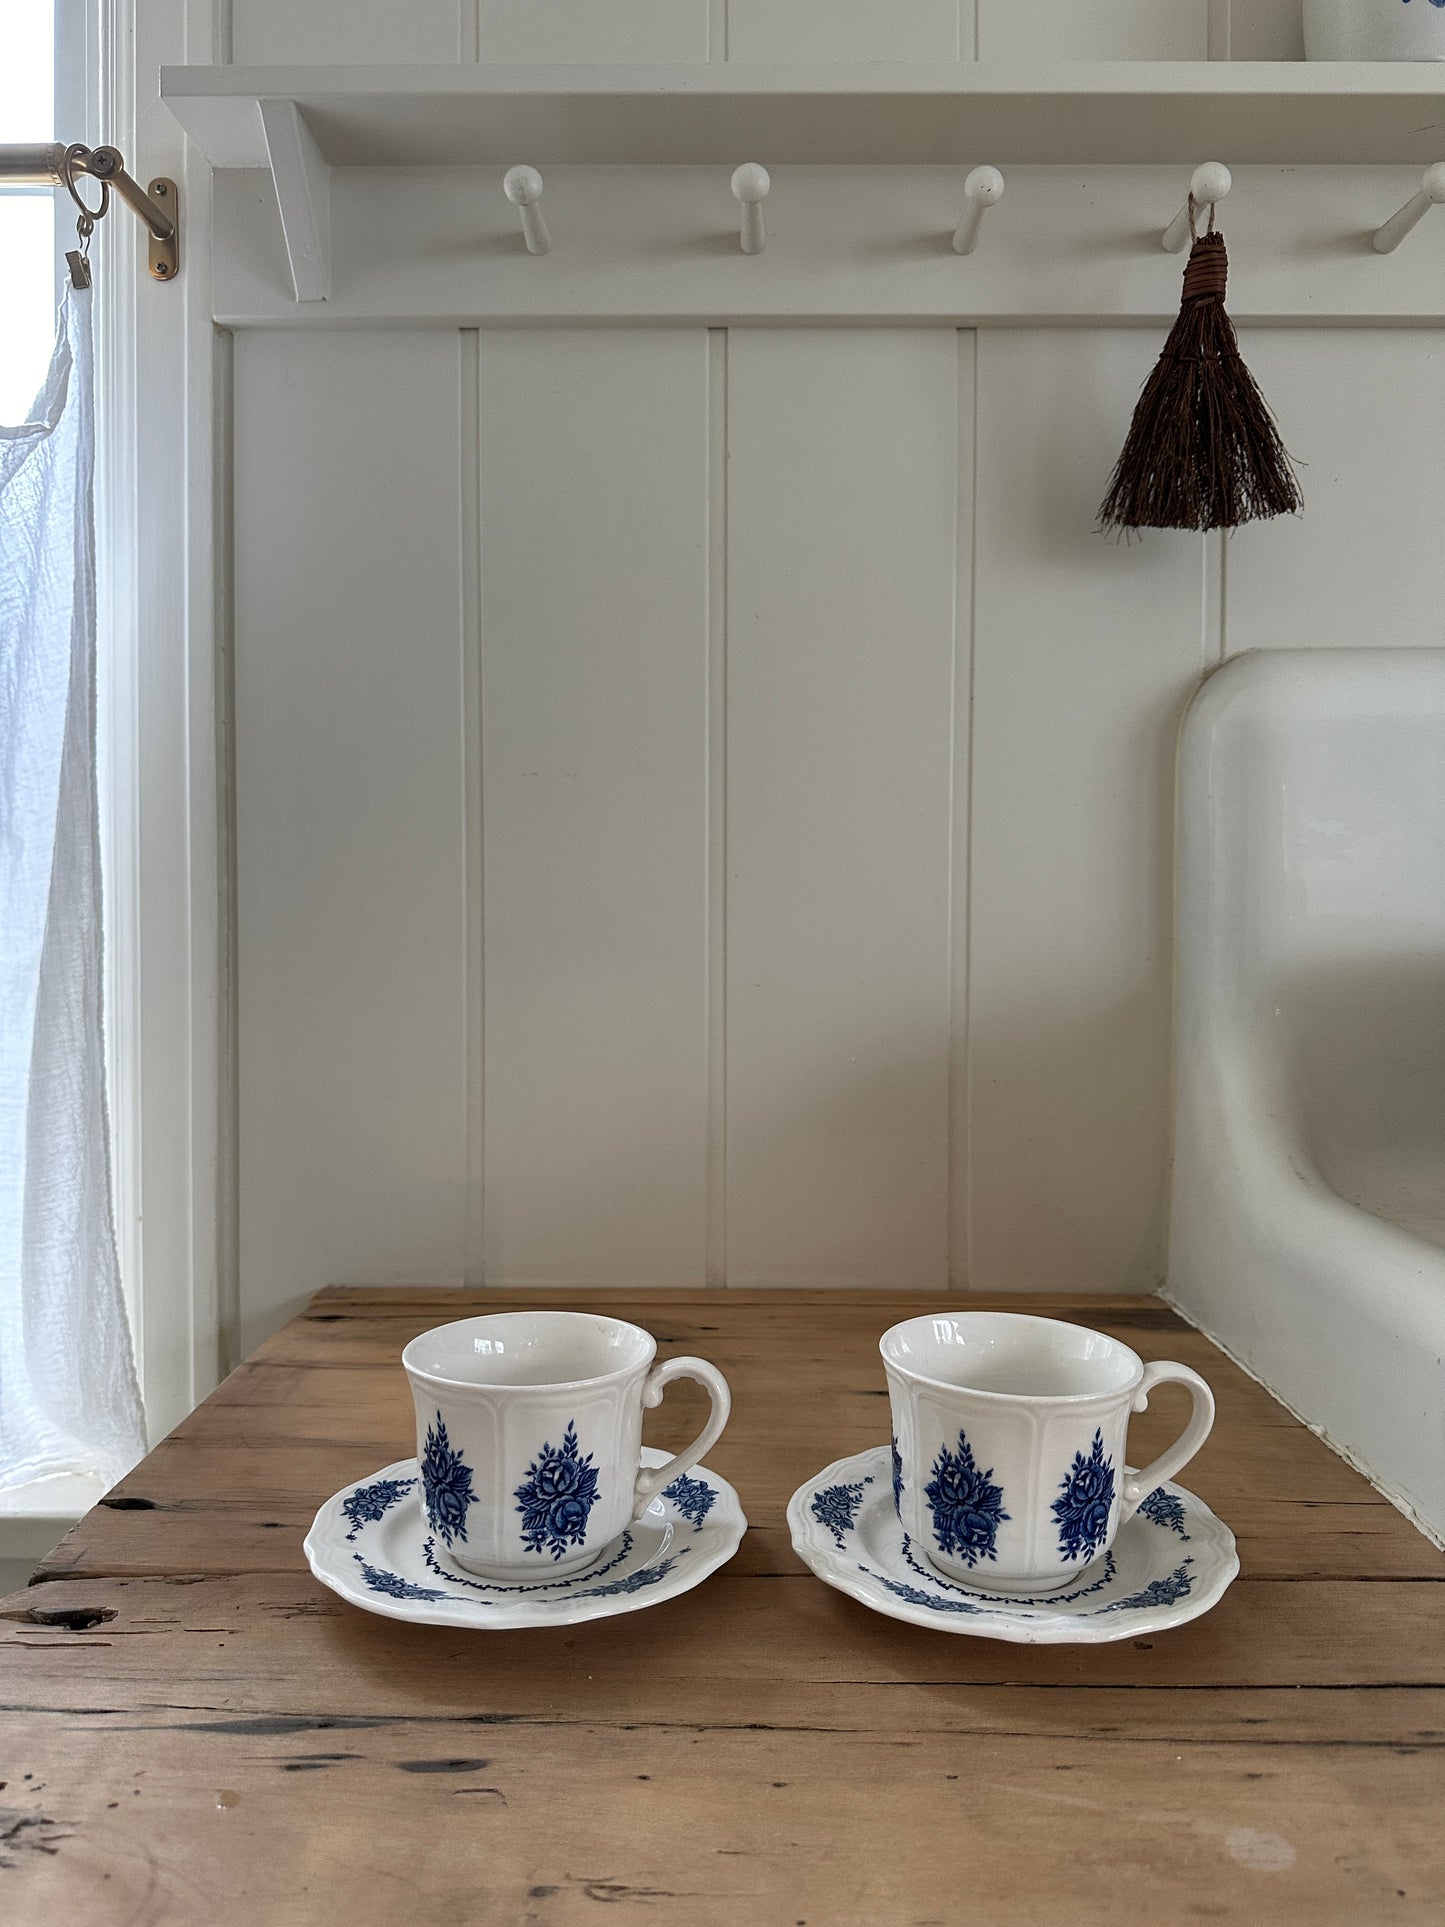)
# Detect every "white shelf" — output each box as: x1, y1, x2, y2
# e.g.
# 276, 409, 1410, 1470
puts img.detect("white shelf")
162, 62, 1445, 170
